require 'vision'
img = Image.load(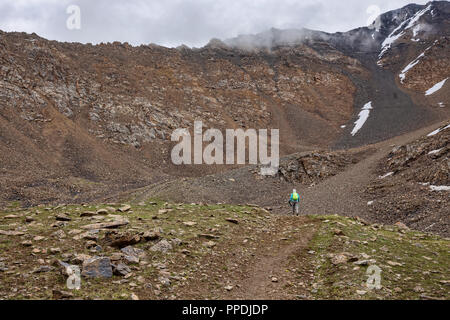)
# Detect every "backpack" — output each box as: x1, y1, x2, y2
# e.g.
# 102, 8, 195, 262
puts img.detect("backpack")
292, 193, 299, 201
